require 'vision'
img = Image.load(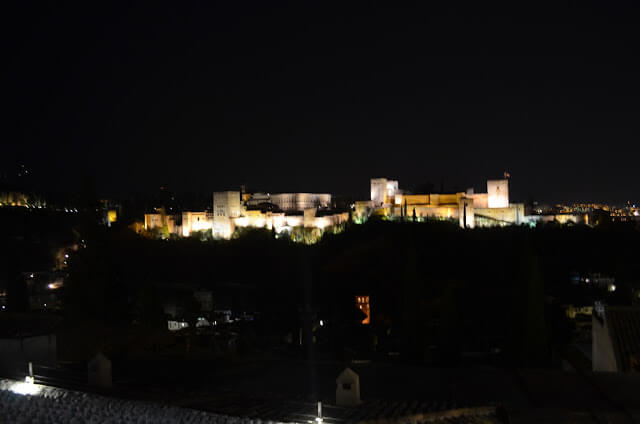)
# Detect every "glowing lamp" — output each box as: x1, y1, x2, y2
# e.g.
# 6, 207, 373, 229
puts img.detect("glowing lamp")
10, 377, 41, 396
